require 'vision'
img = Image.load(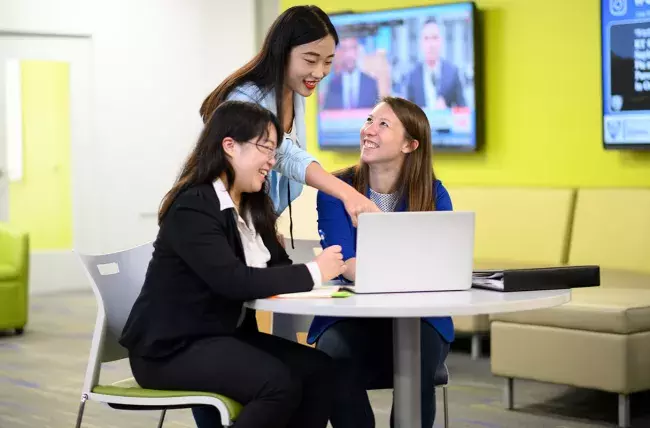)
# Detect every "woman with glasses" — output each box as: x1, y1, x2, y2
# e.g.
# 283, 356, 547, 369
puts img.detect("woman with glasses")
119, 101, 347, 428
